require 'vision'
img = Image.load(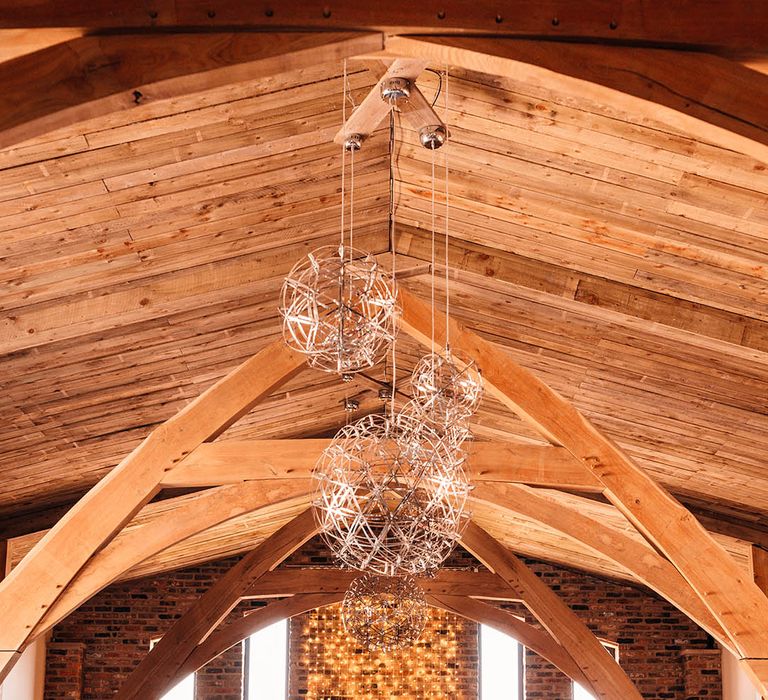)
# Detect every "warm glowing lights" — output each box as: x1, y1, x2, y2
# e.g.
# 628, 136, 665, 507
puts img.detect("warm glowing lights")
297, 603, 467, 698
341, 573, 427, 651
